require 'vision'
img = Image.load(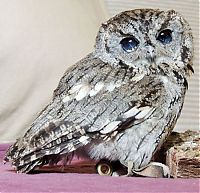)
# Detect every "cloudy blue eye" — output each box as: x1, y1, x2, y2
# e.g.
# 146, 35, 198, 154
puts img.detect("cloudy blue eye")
157, 29, 172, 45
120, 37, 139, 53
